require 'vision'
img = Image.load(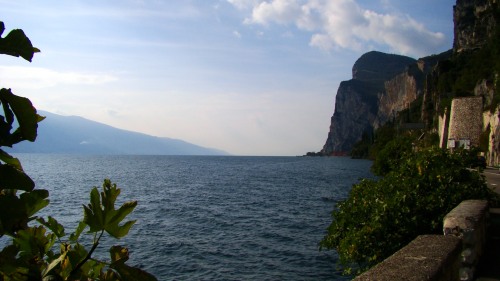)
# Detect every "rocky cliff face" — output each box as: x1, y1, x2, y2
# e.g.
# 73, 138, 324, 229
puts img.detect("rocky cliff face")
454, 0, 498, 52
421, 0, 499, 147
374, 64, 422, 128
321, 0, 498, 156
321, 52, 416, 155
